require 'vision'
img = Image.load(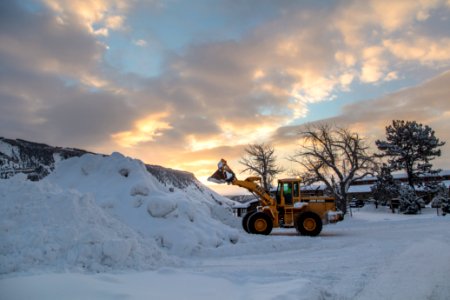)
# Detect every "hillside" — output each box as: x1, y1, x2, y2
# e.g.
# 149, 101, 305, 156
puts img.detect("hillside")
0, 137, 202, 189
